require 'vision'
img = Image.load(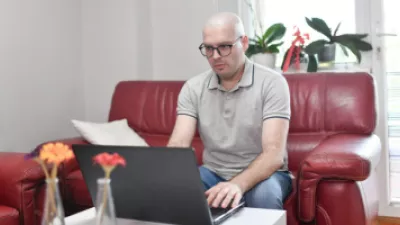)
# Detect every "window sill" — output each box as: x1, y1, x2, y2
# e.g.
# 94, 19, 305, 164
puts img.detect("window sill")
272, 62, 370, 73
390, 198, 400, 207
